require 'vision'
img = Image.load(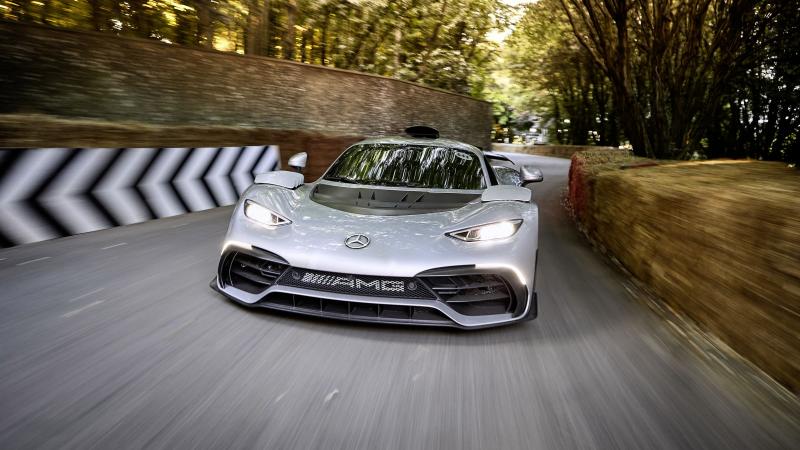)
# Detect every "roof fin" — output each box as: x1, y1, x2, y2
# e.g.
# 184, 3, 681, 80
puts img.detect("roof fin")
405, 126, 440, 139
